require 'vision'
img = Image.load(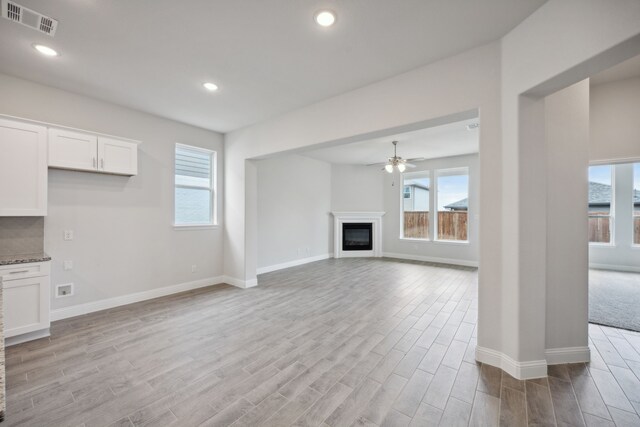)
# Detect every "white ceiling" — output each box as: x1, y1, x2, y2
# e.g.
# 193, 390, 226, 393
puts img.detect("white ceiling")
591, 54, 640, 85
302, 118, 479, 165
0, 0, 545, 133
